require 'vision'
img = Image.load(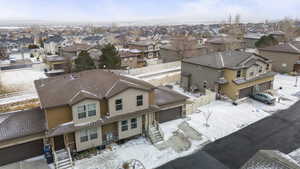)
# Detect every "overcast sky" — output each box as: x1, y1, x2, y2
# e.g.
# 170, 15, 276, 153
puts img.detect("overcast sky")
0, 0, 299, 22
